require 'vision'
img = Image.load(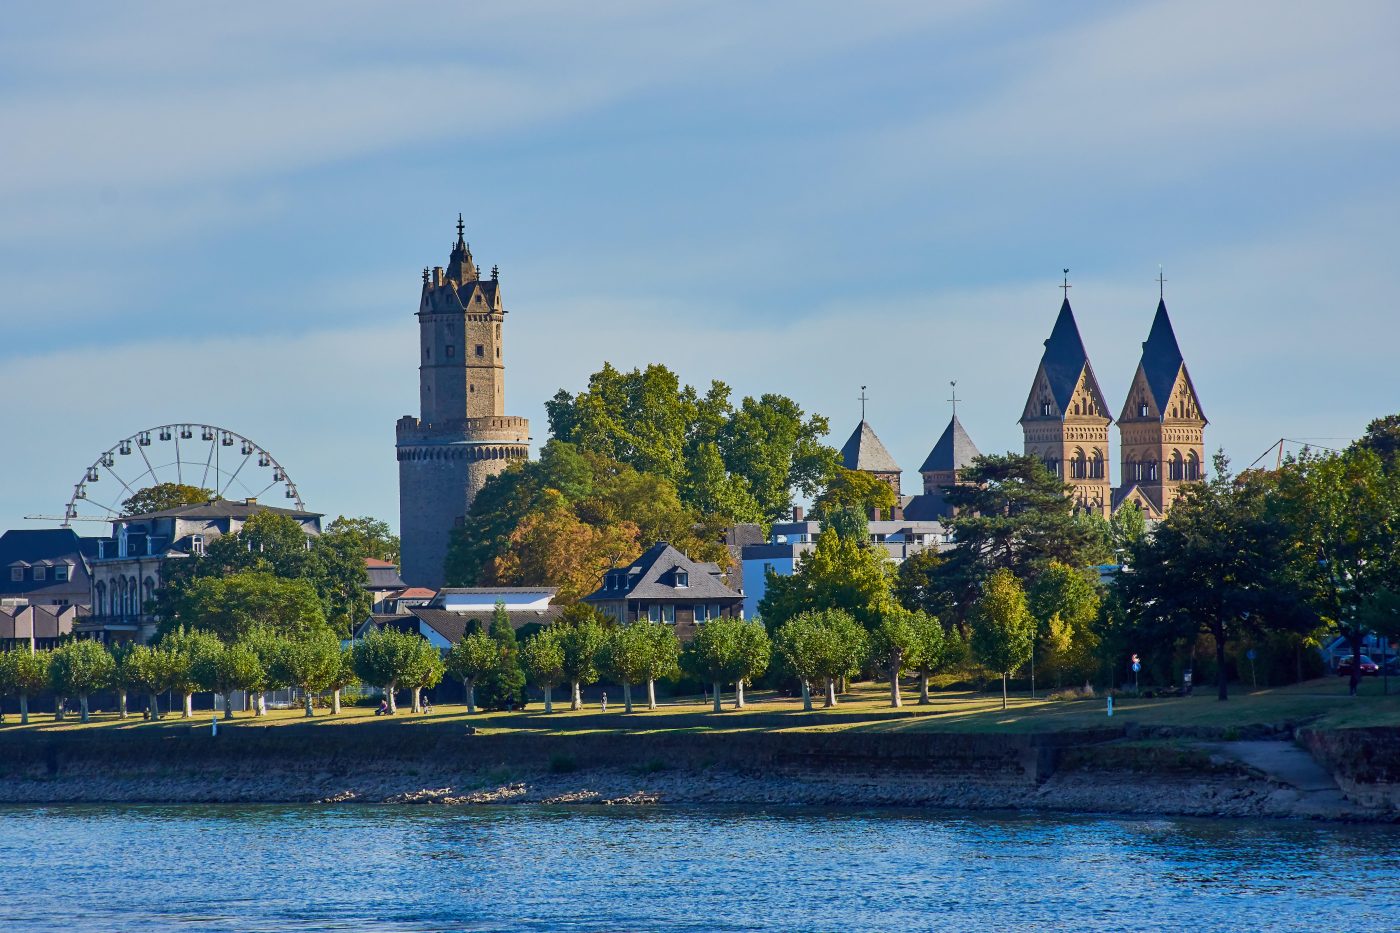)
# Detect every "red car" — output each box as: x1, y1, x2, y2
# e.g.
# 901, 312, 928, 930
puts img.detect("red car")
1336, 655, 1380, 677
